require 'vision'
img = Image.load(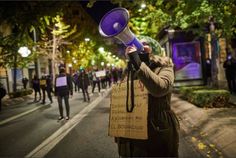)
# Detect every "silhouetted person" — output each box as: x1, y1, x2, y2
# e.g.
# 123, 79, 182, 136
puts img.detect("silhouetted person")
46, 75, 53, 104
223, 55, 236, 94
0, 83, 6, 112
78, 69, 90, 102
22, 77, 28, 89
91, 70, 101, 93
40, 75, 47, 104
205, 58, 212, 86
32, 75, 41, 102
